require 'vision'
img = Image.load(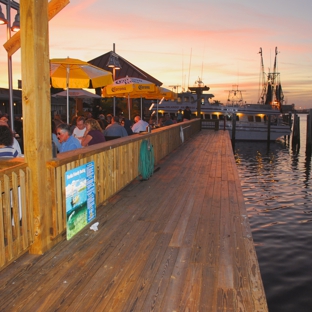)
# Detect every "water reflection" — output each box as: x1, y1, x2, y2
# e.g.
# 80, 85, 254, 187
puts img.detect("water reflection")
233, 115, 312, 312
